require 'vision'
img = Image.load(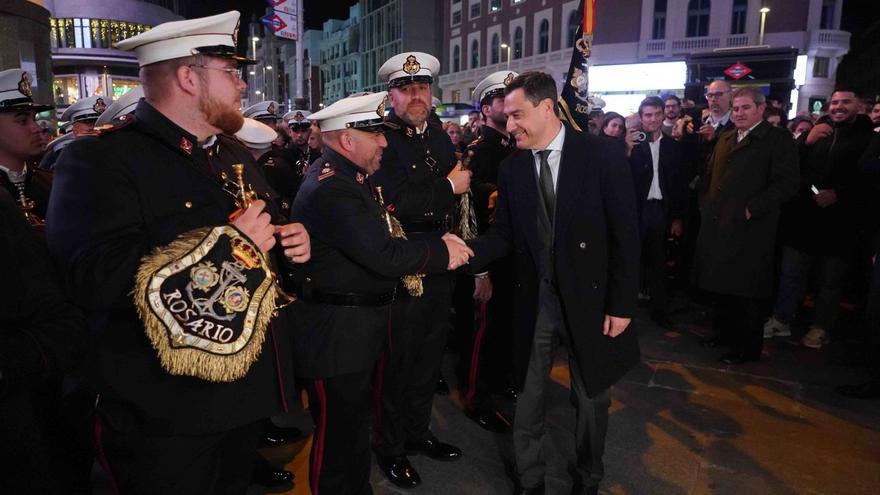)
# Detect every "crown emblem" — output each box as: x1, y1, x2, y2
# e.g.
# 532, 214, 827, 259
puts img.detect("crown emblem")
18, 72, 32, 98
293, 111, 305, 122
377, 95, 387, 117
402, 55, 421, 75
504, 72, 515, 86
231, 236, 262, 269
267, 102, 276, 115
93, 98, 107, 113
